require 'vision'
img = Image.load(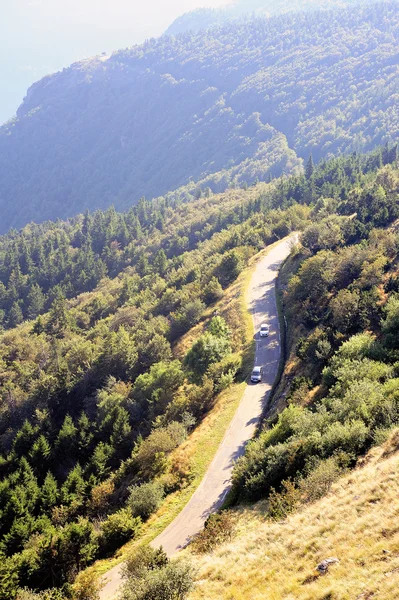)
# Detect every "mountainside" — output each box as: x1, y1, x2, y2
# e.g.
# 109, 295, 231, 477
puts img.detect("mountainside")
166, 0, 373, 35
0, 148, 397, 599
186, 431, 399, 599
1, 2, 399, 233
